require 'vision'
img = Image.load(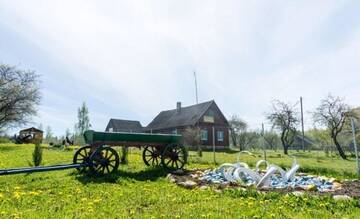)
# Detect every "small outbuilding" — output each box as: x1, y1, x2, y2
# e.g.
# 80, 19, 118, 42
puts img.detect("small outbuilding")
105, 119, 143, 133
17, 127, 43, 144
